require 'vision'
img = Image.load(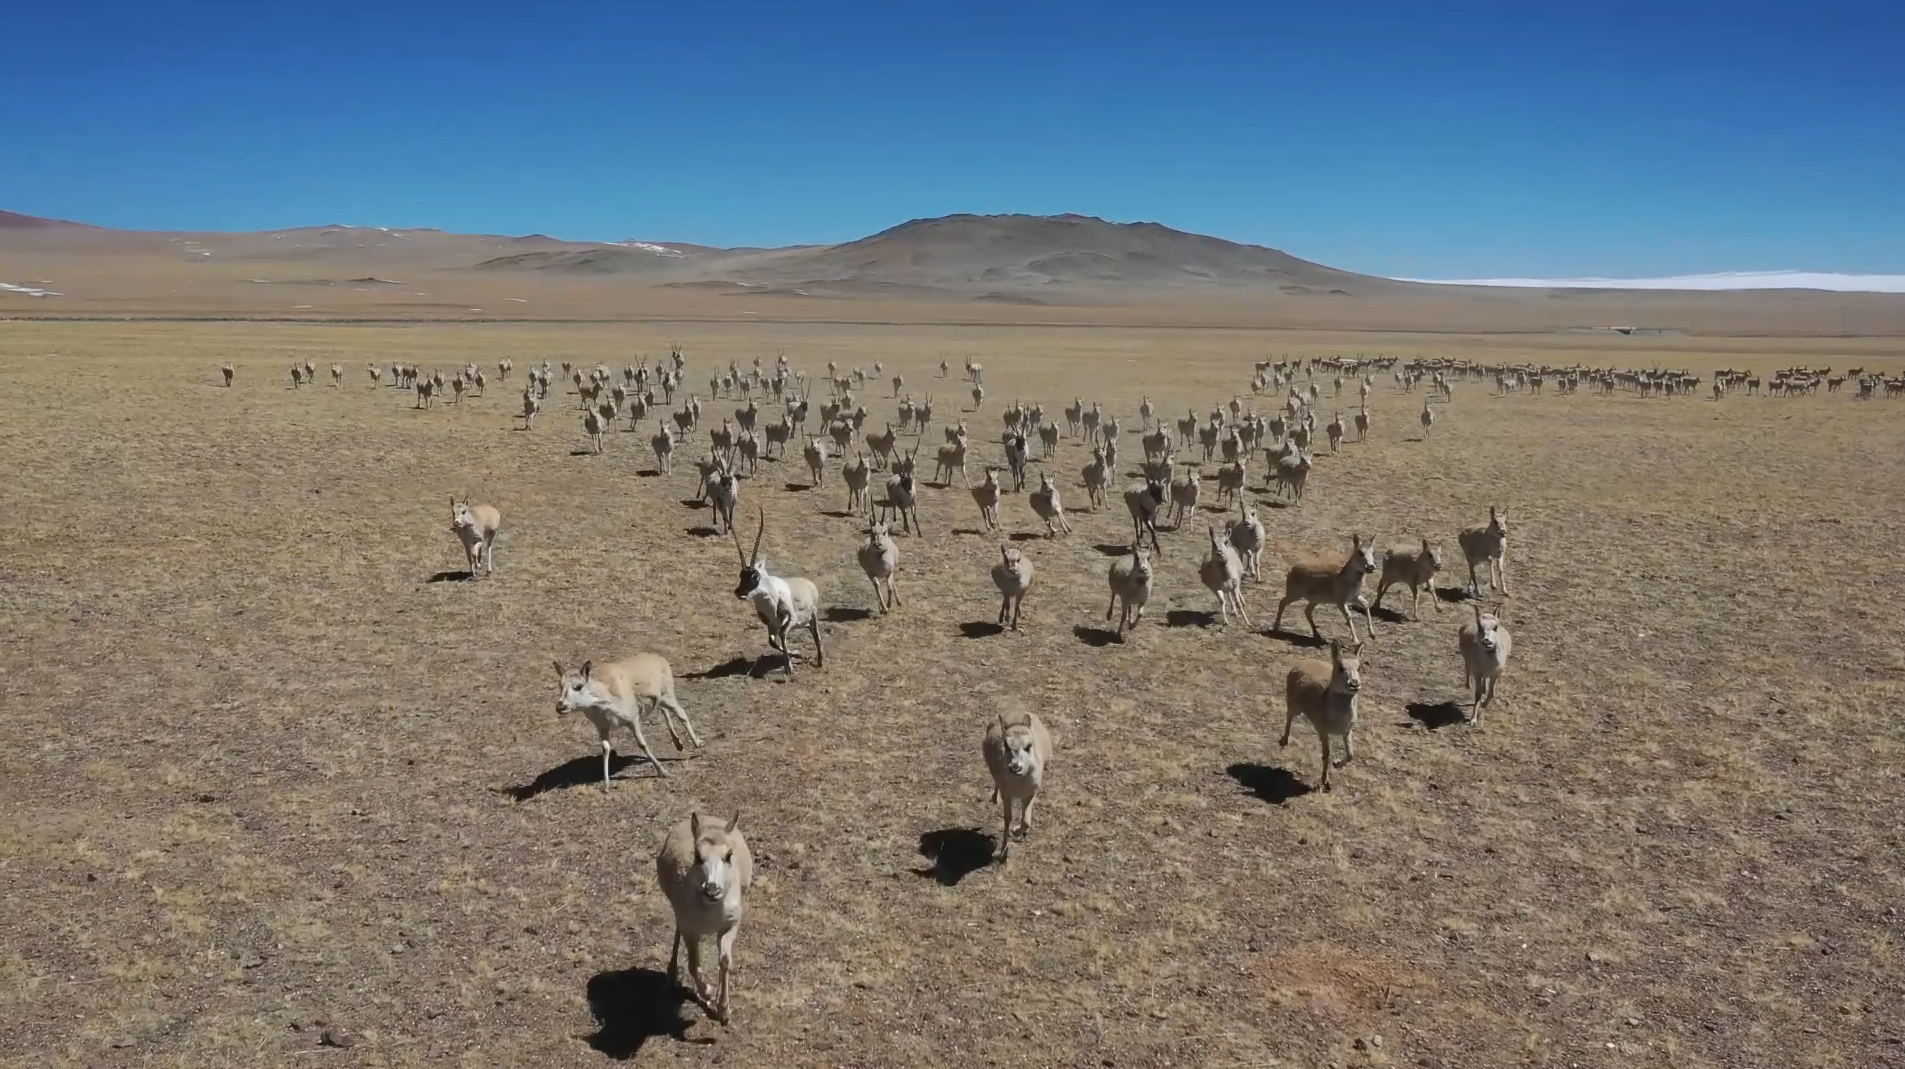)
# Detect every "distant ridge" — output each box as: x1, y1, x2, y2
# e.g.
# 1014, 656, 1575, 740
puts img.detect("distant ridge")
9, 207, 1904, 300
469, 212, 1407, 300
0, 210, 100, 230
